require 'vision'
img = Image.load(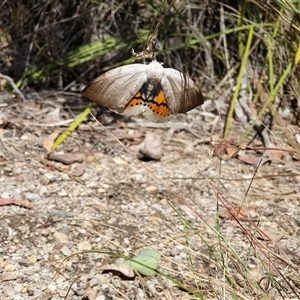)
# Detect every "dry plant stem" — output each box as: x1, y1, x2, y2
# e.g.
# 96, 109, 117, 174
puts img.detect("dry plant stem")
207, 178, 293, 264
0, 132, 19, 156
209, 64, 238, 105
27, 119, 75, 127
134, 270, 160, 300
220, 5, 230, 72
0, 73, 27, 102
235, 68, 249, 124
210, 32, 262, 102
238, 81, 272, 149
246, 62, 300, 159
266, 4, 300, 33
25, 7, 45, 70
